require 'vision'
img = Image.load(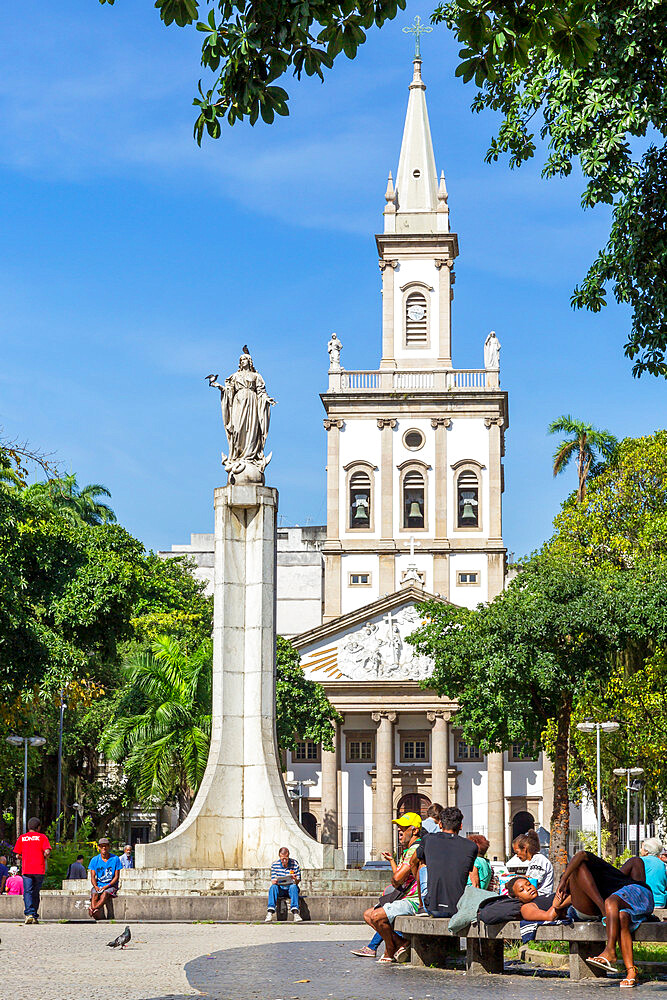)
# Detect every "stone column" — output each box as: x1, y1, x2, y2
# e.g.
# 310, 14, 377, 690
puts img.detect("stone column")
427, 711, 449, 808
372, 711, 396, 856
432, 416, 451, 598
487, 751, 506, 862
378, 418, 396, 595
484, 417, 503, 542
435, 259, 453, 367
323, 418, 344, 621
137, 484, 344, 873
320, 723, 339, 846
379, 260, 398, 368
